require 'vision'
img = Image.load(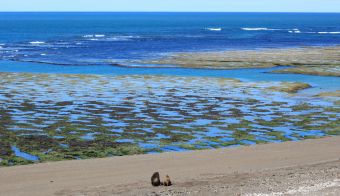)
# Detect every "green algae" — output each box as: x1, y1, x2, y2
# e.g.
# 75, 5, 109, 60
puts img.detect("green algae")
292, 103, 315, 111
0, 72, 338, 167
327, 127, 340, 135
266, 131, 291, 142
0, 157, 34, 167
268, 82, 311, 93
257, 118, 286, 127
135, 46, 340, 77
232, 130, 255, 141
